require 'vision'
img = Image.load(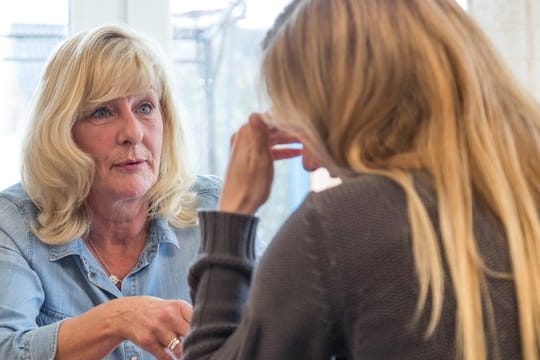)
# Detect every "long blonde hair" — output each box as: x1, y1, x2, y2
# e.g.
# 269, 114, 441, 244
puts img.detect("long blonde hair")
23, 25, 197, 245
262, 1, 540, 359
